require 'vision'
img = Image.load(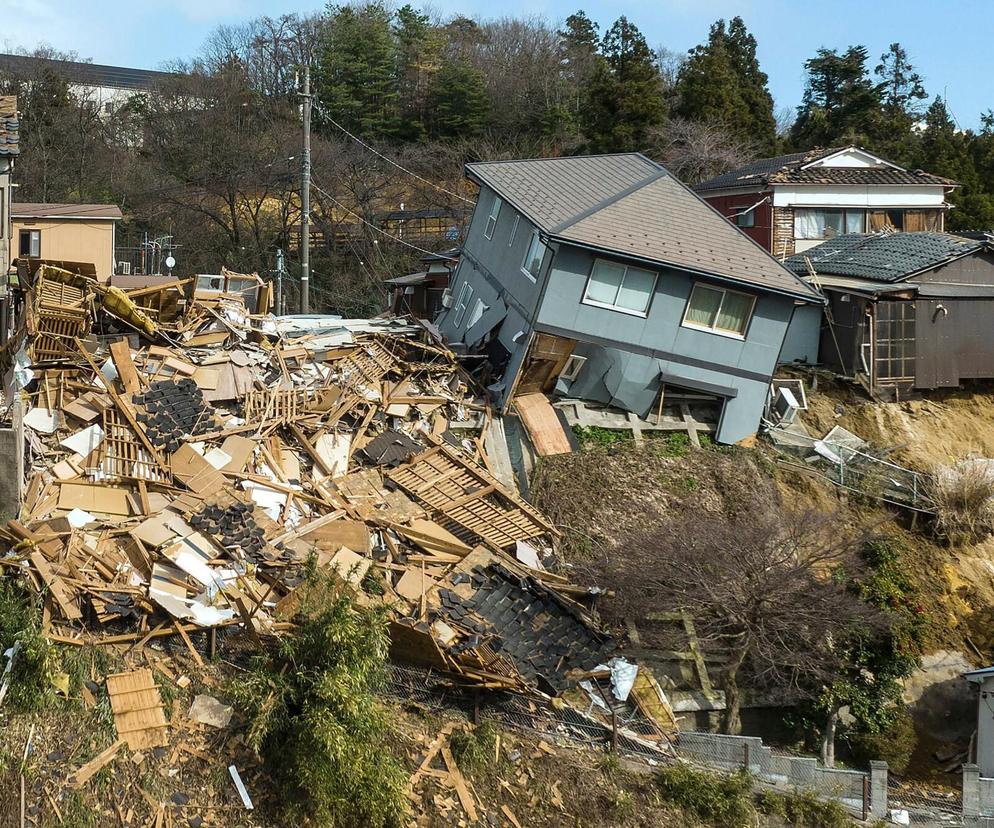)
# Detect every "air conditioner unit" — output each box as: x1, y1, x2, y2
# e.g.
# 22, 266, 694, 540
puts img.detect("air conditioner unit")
117, 261, 132, 275
771, 387, 800, 426
440, 288, 453, 308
